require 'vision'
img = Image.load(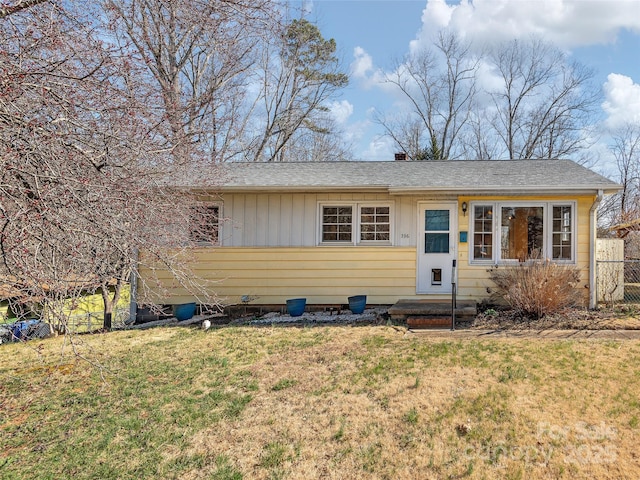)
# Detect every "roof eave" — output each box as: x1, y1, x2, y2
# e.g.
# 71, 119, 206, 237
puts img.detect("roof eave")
219, 185, 389, 193
216, 184, 622, 195
388, 185, 622, 196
